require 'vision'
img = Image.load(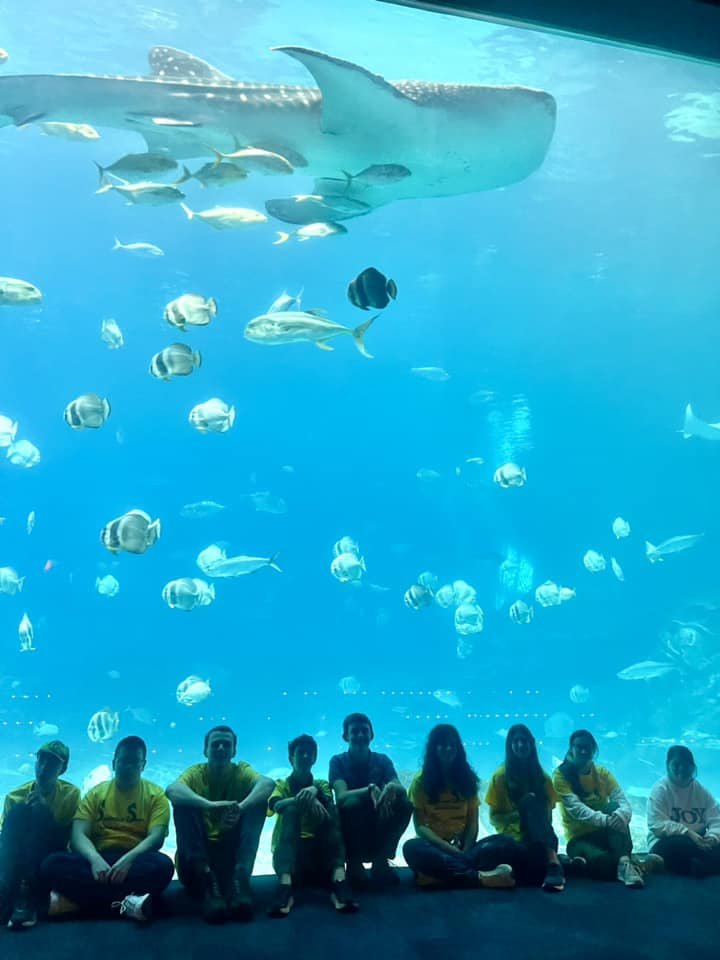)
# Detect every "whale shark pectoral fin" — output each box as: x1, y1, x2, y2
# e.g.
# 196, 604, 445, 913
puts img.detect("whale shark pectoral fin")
147, 46, 235, 84
272, 46, 416, 136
